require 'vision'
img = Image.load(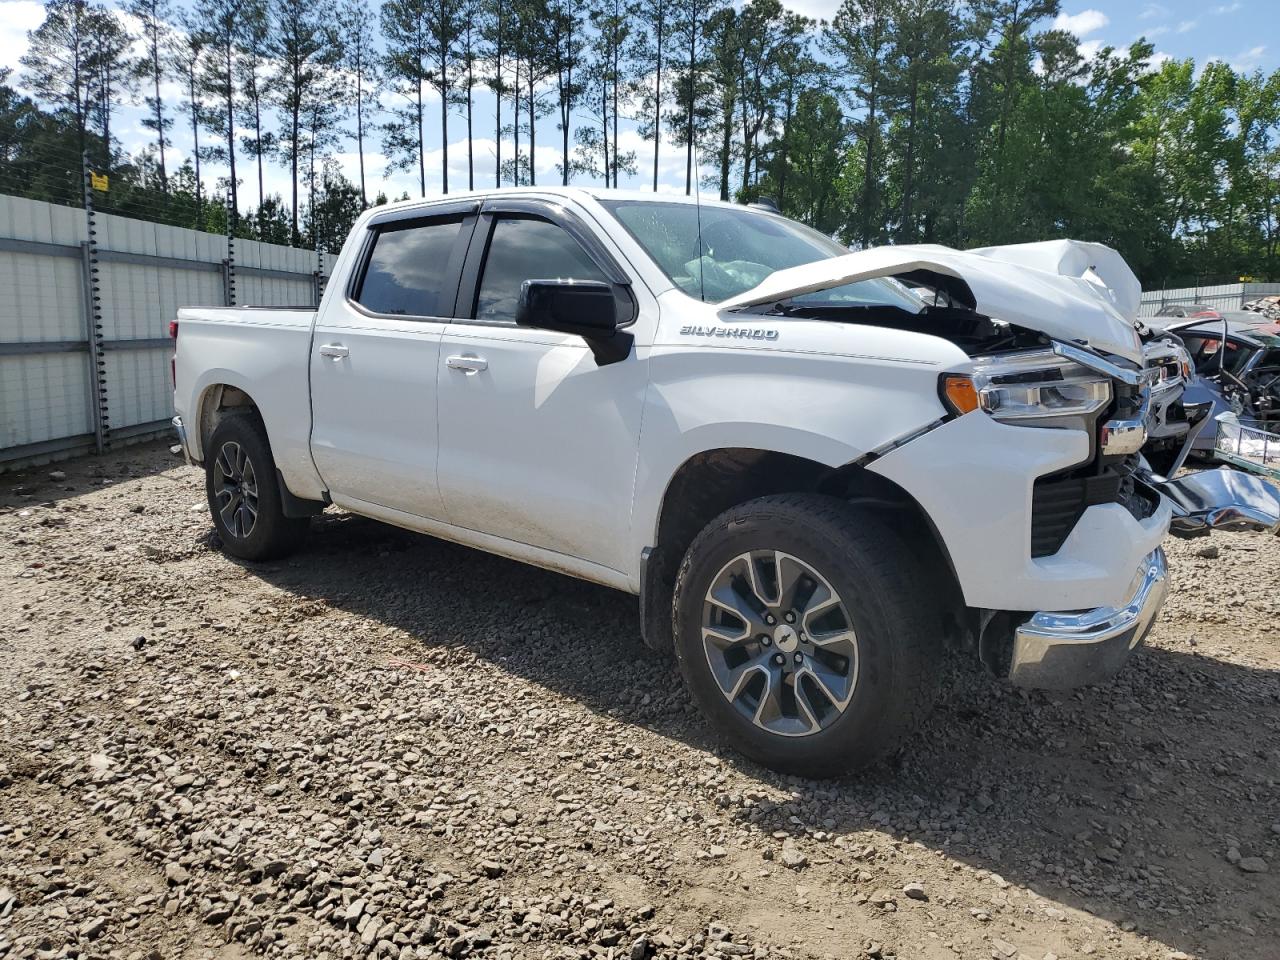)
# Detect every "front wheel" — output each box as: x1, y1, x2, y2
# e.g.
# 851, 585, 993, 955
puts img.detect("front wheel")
205, 412, 309, 561
672, 494, 942, 778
